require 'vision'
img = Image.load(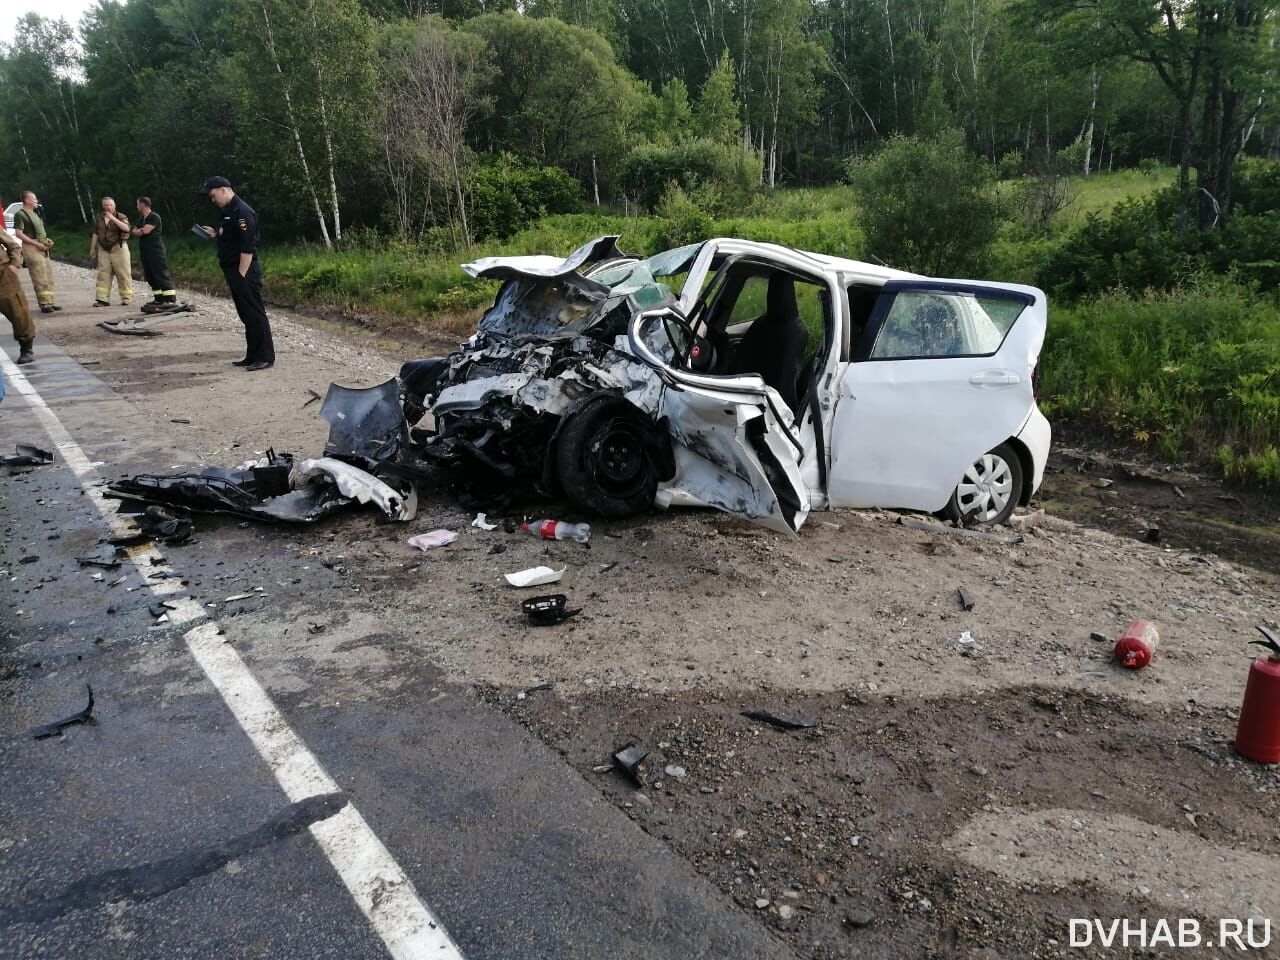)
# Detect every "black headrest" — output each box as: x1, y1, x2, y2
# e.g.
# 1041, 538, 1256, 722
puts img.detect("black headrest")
767, 273, 797, 317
